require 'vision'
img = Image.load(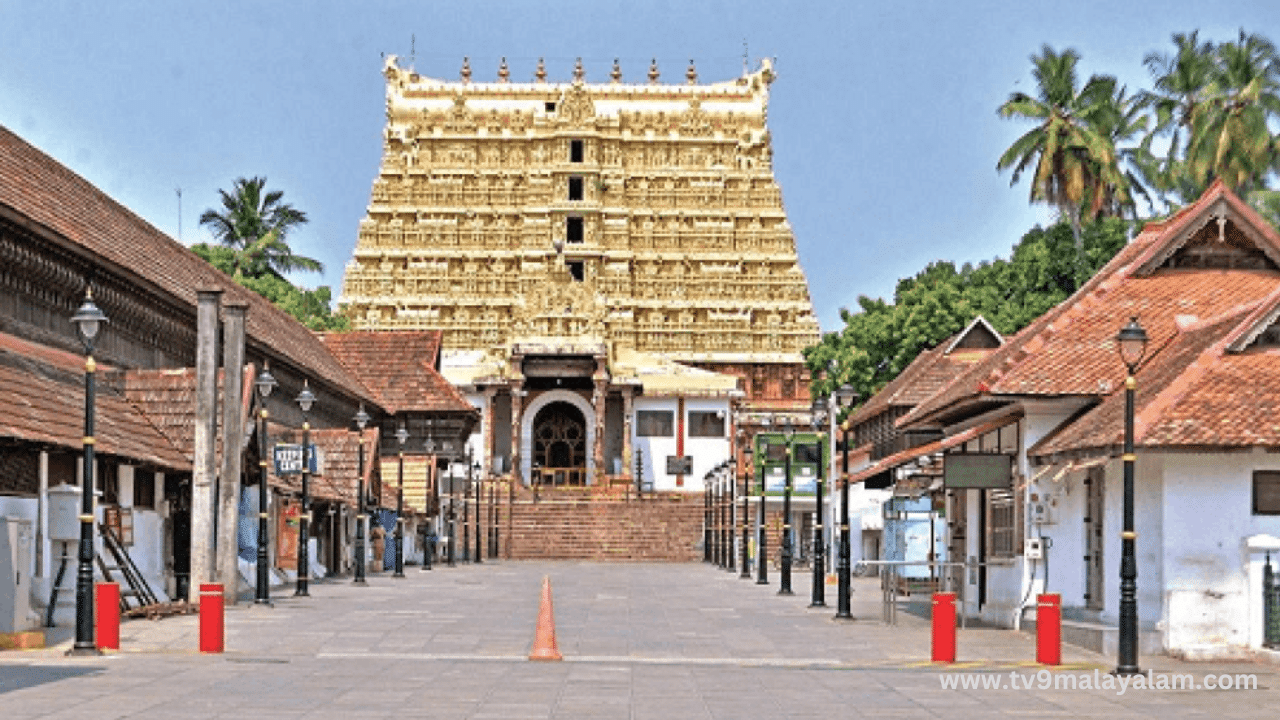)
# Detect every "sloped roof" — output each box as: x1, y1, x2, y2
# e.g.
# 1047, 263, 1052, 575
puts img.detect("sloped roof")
0, 125, 375, 407
847, 320, 999, 428
0, 332, 190, 471
264, 425, 382, 504
1030, 288, 1280, 456
902, 181, 1280, 428
318, 330, 474, 414
121, 364, 255, 465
